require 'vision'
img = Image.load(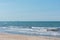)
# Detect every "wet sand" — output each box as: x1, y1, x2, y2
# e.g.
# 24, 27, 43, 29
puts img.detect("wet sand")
0, 33, 60, 40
